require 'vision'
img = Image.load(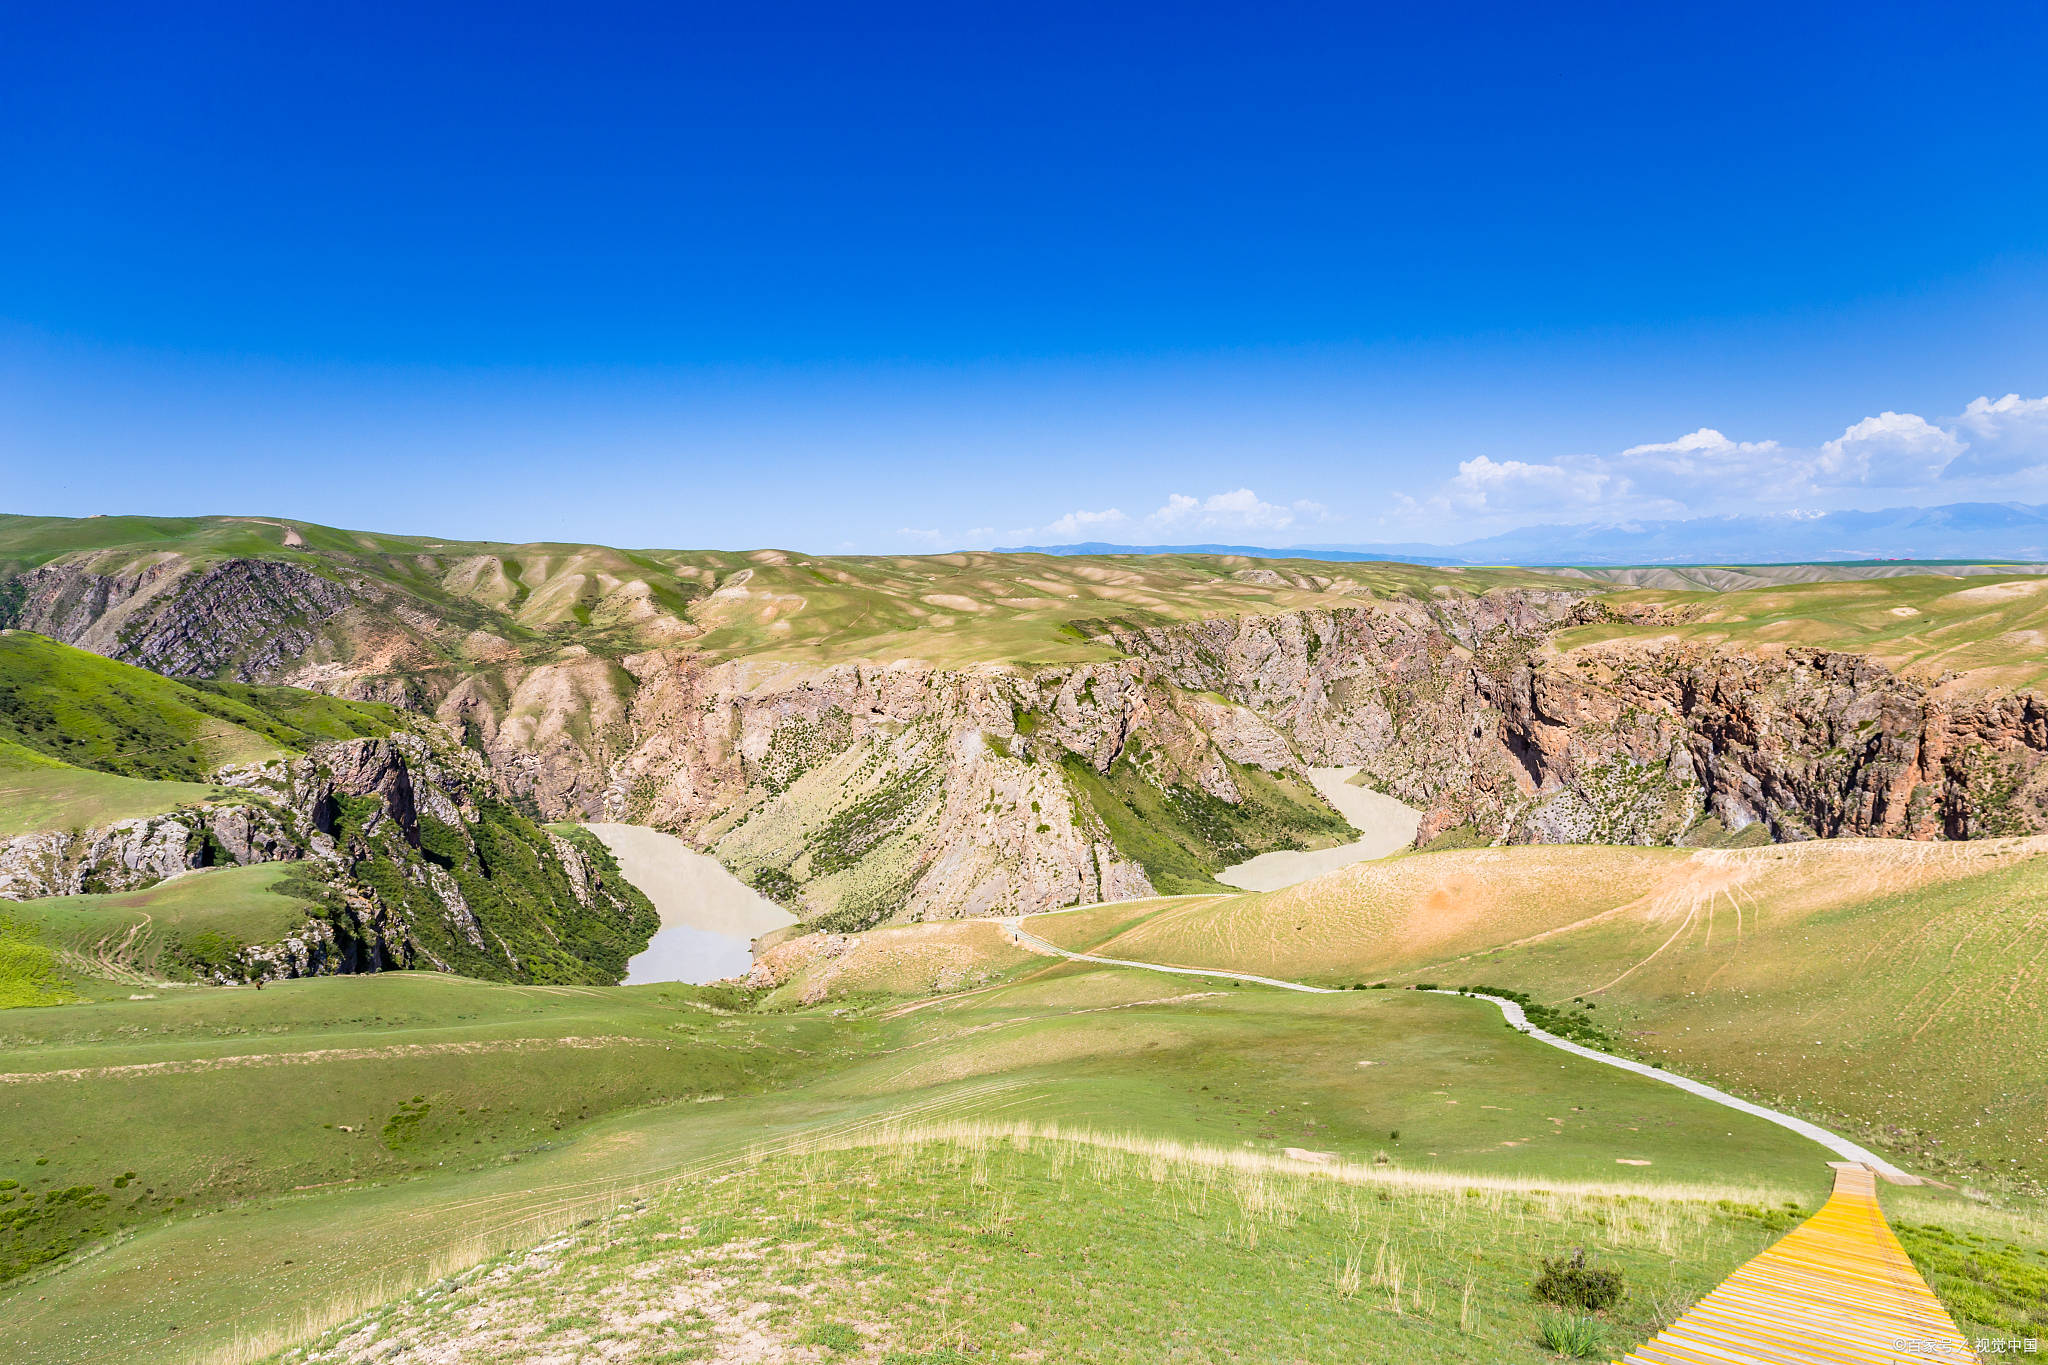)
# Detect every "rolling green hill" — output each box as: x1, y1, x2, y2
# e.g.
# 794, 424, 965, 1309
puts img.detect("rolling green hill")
0, 740, 227, 839
0, 863, 333, 1007
0, 631, 409, 842
0, 630, 401, 783
0, 960, 1832, 1361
